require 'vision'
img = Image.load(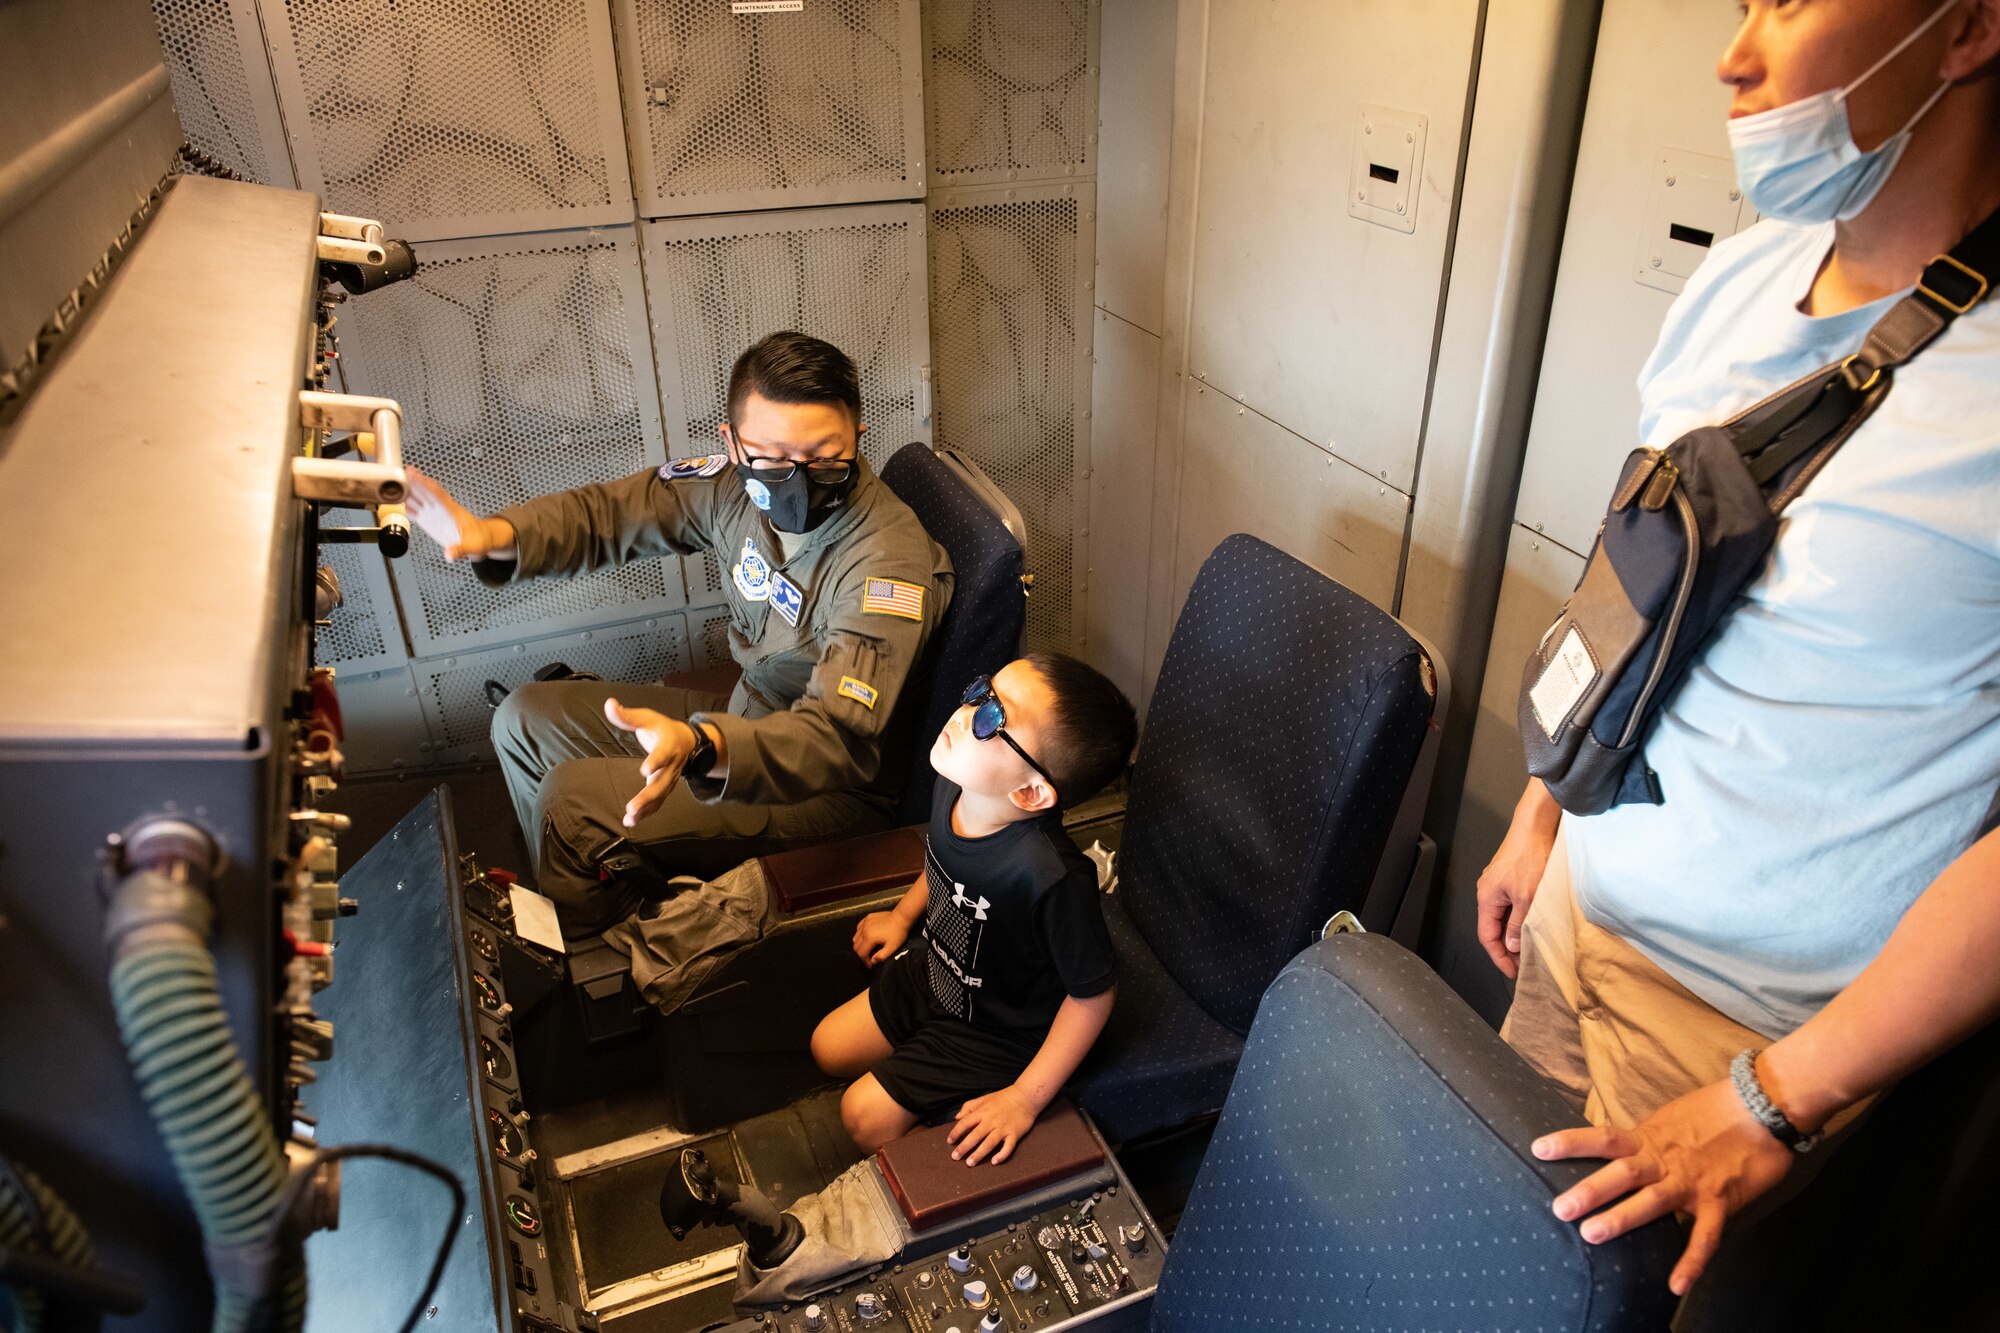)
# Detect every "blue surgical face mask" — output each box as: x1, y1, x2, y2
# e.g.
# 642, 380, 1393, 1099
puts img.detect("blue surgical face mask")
1727, 0, 1959, 225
